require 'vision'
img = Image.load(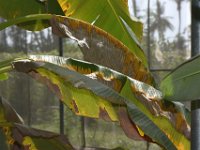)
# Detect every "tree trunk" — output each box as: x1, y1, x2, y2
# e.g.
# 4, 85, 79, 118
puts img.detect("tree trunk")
175, 0, 182, 36
177, 1, 182, 50
0, 18, 8, 51
146, 0, 151, 149
178, 4, 181, 36
147, 0, 151, 67
156, 0, 163, 42
146, 142, 150, 150
132, 0, 137, 17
